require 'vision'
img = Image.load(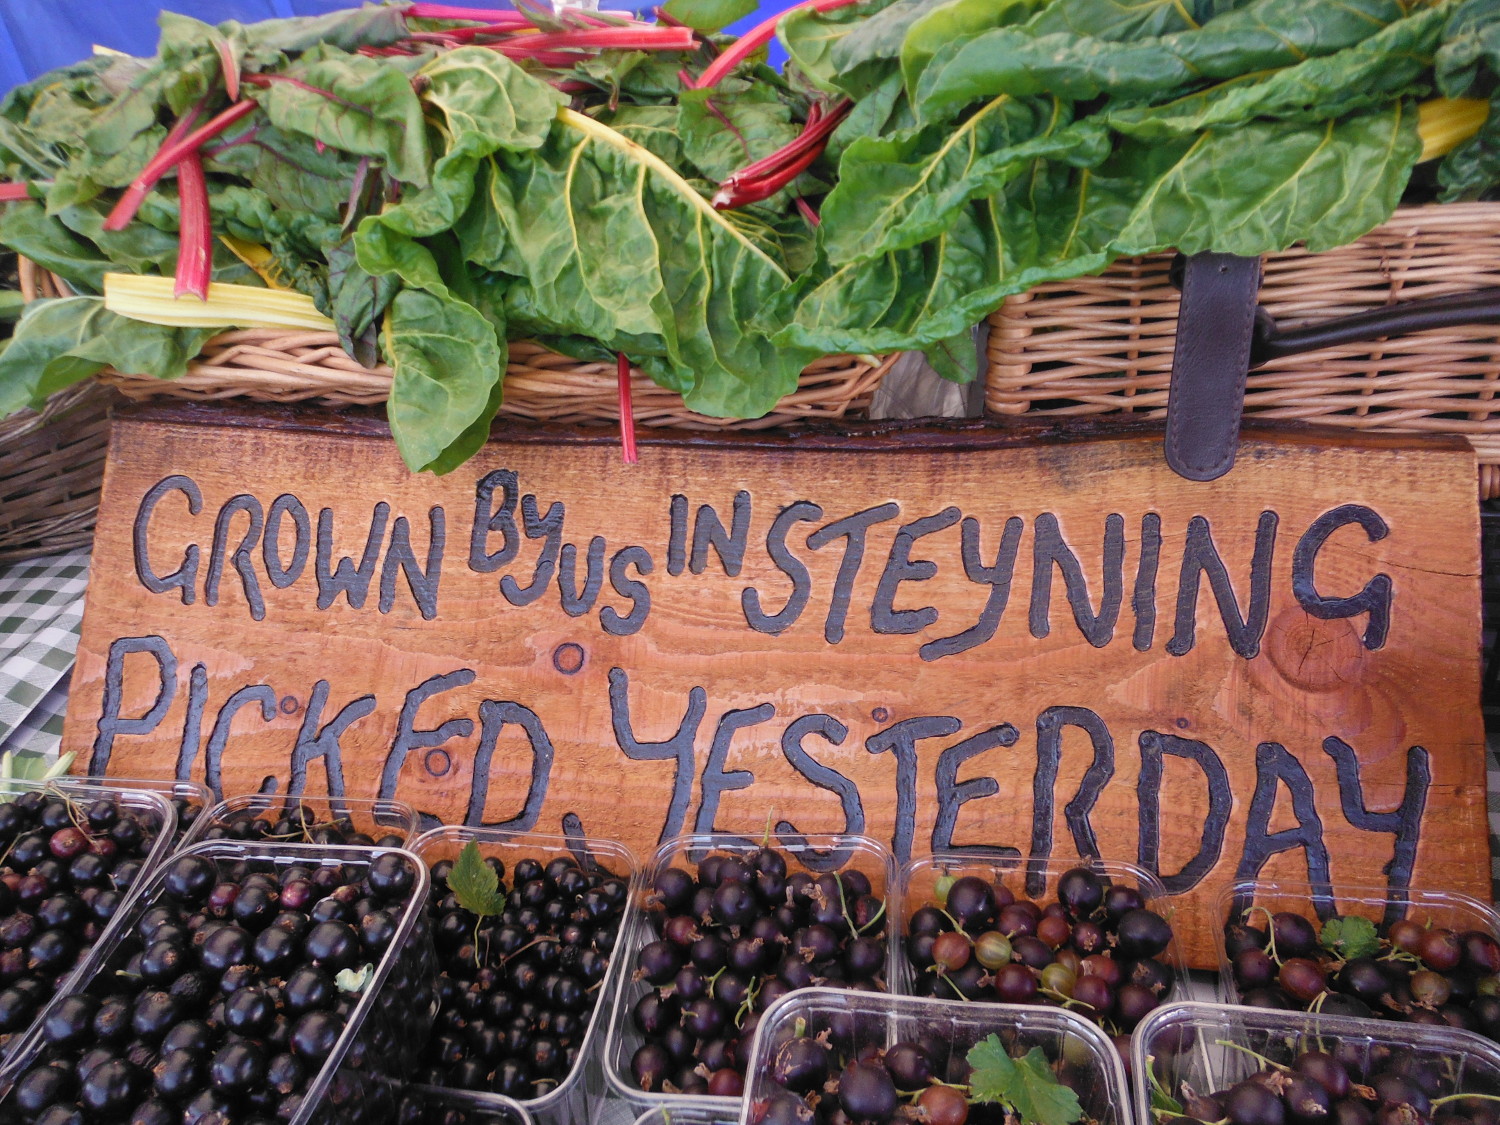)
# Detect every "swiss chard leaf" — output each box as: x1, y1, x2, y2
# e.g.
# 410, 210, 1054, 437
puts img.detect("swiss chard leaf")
467, 110, 814, 419
0, 296, 215, 418
967, 1038, 1083, 1125
783, 105, 1419, 356
254, 45, 430, 188
913, 0, 1417, 122
818, 96, 1109, 265
901, 0, 1046, 94
677, 80, 804, 186
383, 286, 504, 475
661, 0, 757, 33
